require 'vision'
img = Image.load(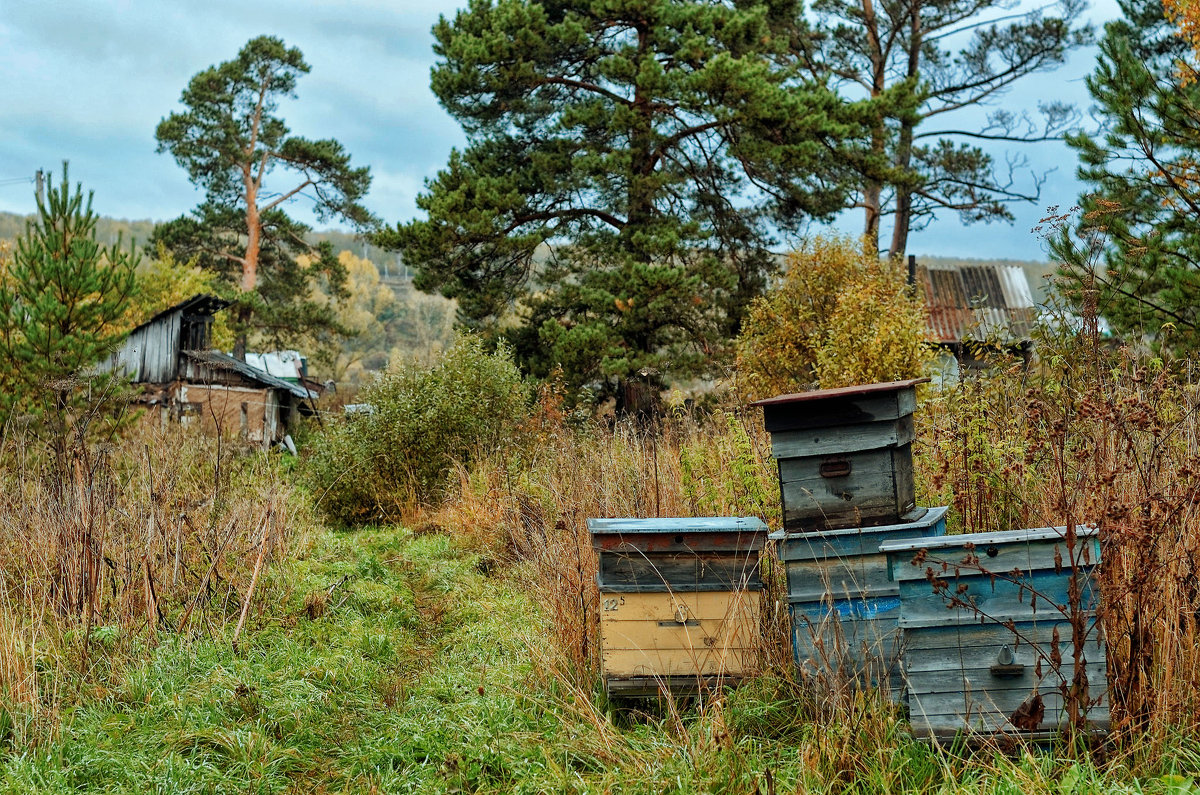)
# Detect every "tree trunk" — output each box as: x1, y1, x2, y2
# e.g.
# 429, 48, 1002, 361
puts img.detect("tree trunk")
888, 1, 923, 261
861, 0, 886, 250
